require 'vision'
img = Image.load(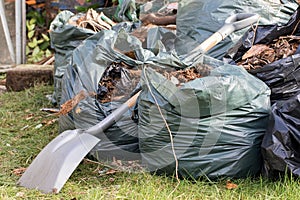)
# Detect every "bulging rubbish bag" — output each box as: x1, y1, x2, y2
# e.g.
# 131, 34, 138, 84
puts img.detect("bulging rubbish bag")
59, 29, 153, 161
261, 92, 300, 177
224, 7, 300, 104
49, 10, 95, 105
138, 55, 271, 179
